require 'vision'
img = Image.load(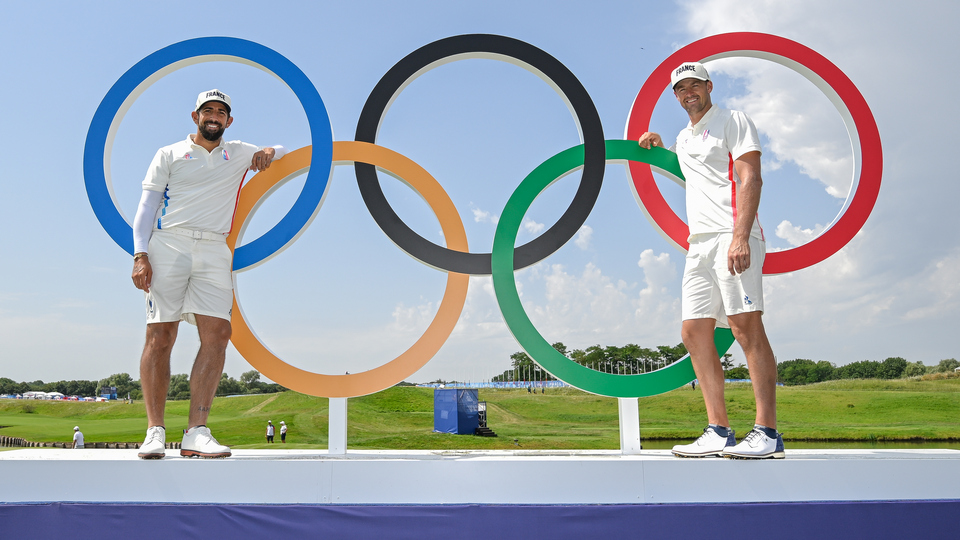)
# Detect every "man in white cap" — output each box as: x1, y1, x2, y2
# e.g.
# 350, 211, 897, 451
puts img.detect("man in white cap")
279, 420, 287, 443
266, 420, 275, 443
72, 426, 84, 449
638, 62, 783, 459
131, 89, 286, 459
